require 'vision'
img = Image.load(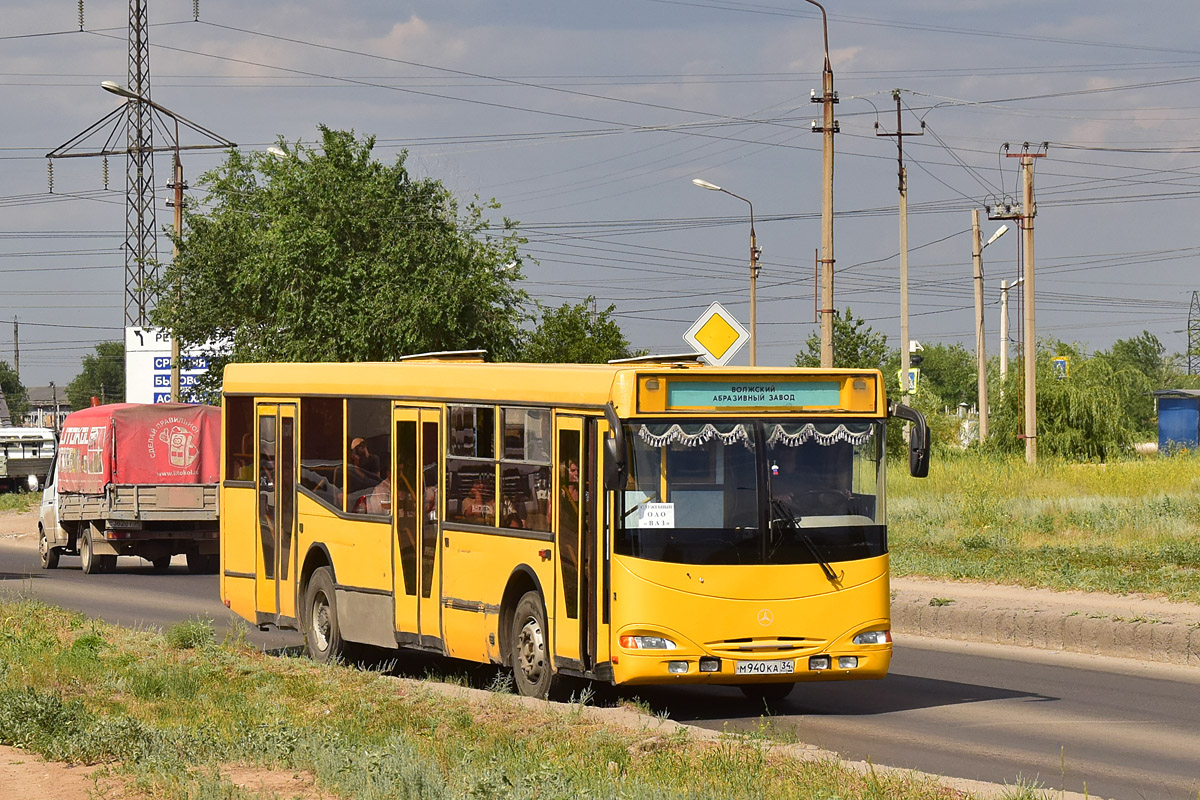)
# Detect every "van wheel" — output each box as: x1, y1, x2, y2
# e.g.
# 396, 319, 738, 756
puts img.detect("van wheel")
80, 528, 102, 574
510, 591, 562, 700
38, 528, 60, 570
150, 555, 172, 572
303, 567, 347, 664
